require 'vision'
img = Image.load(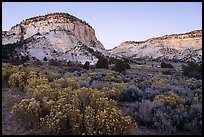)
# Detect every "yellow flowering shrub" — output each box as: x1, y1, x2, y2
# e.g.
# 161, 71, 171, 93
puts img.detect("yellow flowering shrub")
185, 78, 197, 84
11, 98, 43, 126
28, 83, 77, 101
40, 100, 83, 133
80, 73, 91, 81
75, 87, 105, 110
26, 71, 49, 89
95, 108, 132, 135
2, 63, 18, 87
141, 79, 154, 85
193, 87, 202, 94
66, 77, 80, 90
8, 72, 27, 89
155, 92, 185, 108
112, 82, 128, 91
27, 84, 58, 100
52, 78, 69, 88
51, 77, 80, 90
11, 72, 135, 135
84, 106, 95, 135
2, 63, 37, 88
107, 76, 118, 81
152, 79, 168, 88
102, 89, 120, 100
105, 70, 113, 75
